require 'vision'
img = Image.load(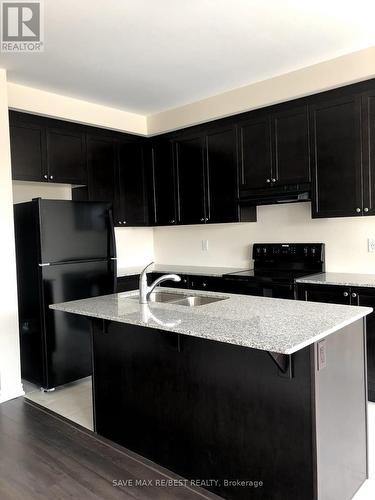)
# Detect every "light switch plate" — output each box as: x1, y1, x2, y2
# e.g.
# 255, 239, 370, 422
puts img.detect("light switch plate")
368, 238, 375, 253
